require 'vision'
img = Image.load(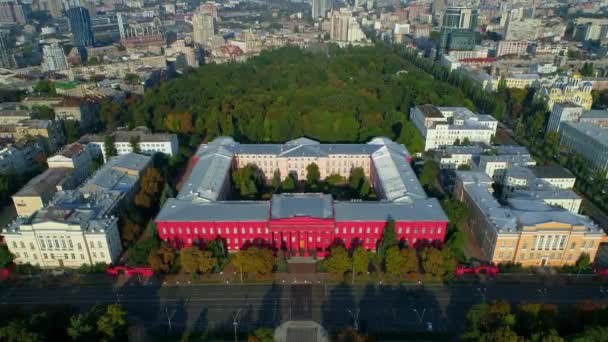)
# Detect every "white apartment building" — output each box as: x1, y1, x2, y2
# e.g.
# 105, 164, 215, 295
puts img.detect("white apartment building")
42, 42, 68, 72
81, 127, 179, 161
410, 105, 498, 151
2, 191, 122, 268
496, 40, 528, 57
547, 102, 608, 133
